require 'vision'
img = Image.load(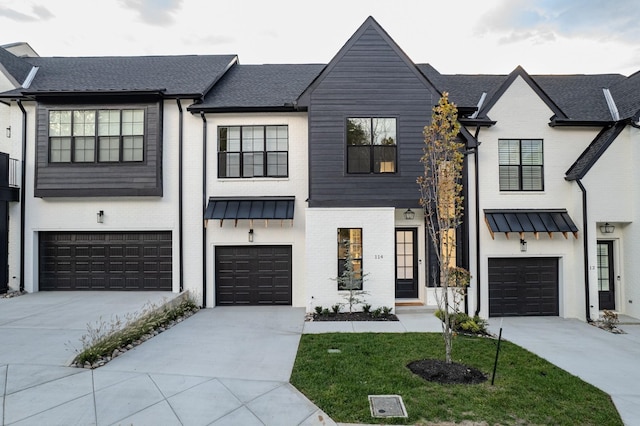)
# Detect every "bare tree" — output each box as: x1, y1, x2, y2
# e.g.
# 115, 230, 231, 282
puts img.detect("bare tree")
417, 92, 467, 364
